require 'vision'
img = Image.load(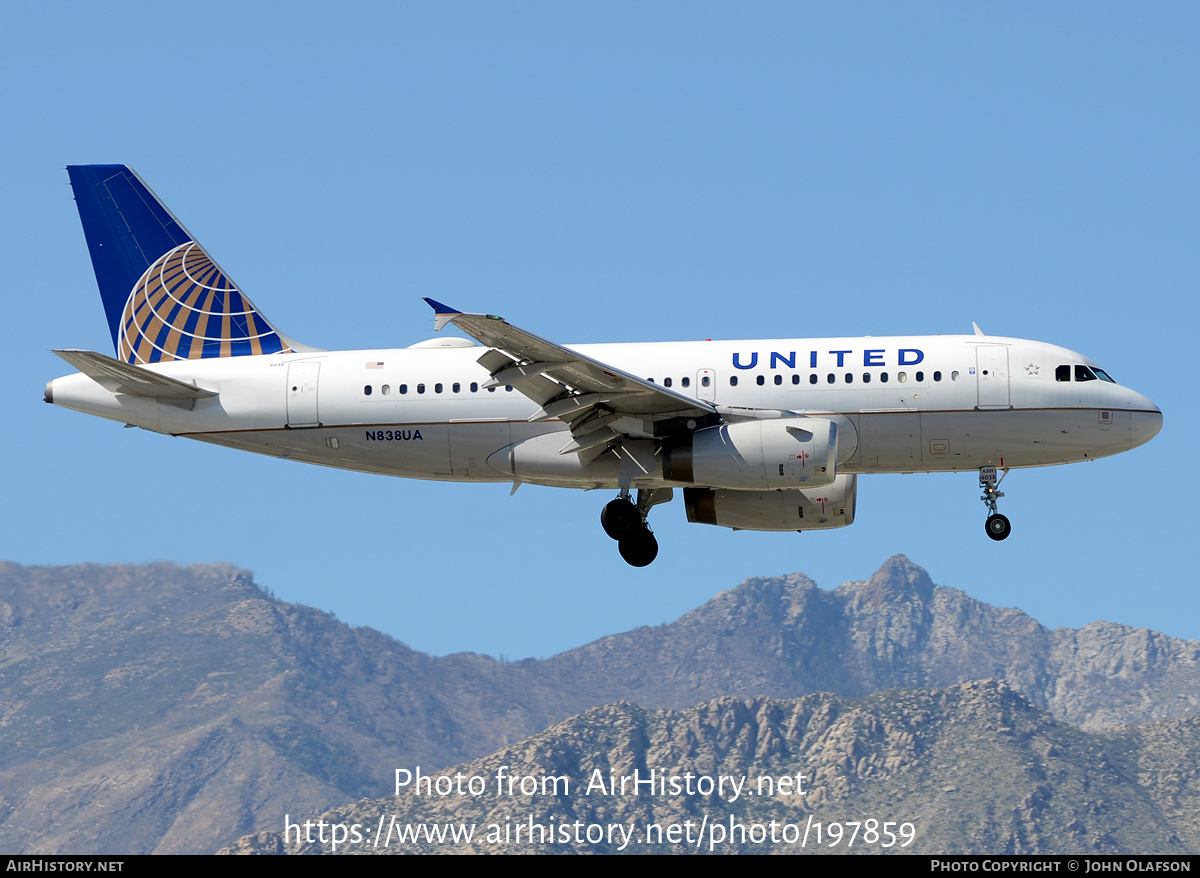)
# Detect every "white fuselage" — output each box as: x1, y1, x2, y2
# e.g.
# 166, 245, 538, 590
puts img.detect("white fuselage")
47, 334, 1162, 489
